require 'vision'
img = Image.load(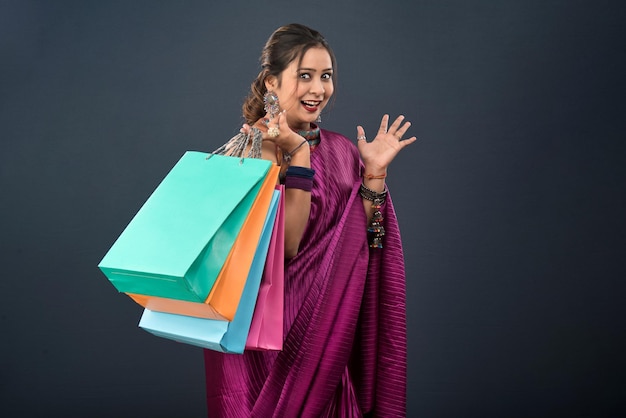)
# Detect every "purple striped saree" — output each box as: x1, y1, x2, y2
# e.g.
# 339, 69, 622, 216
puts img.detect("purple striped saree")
204, 129, 407, 417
